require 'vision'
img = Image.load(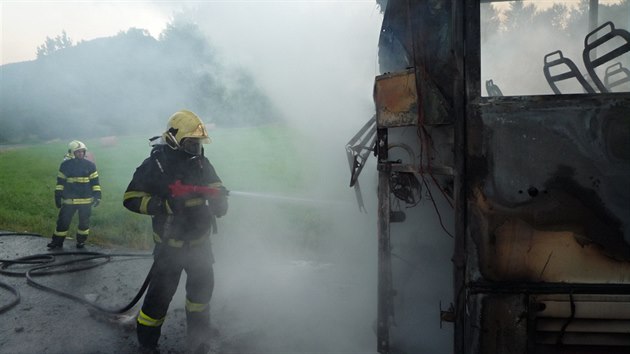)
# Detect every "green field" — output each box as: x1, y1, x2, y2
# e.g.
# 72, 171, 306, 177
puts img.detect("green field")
0, 124, 319, 249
